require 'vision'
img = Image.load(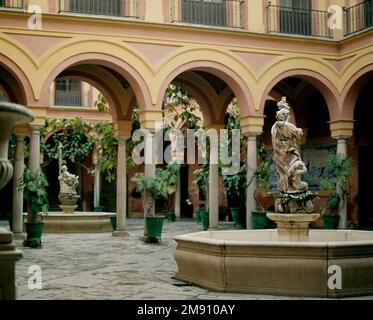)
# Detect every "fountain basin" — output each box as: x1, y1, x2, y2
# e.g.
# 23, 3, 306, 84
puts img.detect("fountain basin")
174, 229, 373, 298
23, 212, 114, 233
